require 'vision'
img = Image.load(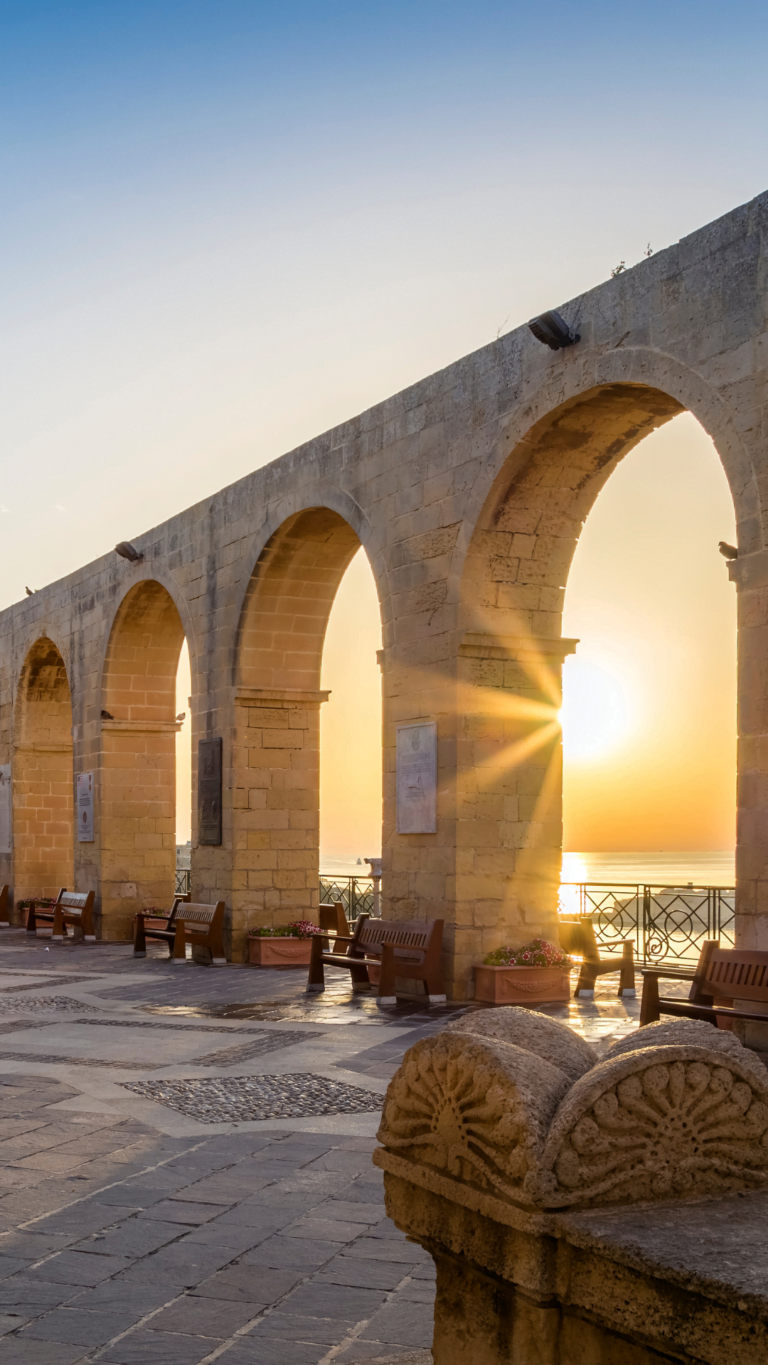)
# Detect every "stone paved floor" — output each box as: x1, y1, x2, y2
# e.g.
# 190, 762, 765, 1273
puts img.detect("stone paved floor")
0, 928, 655, 1364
